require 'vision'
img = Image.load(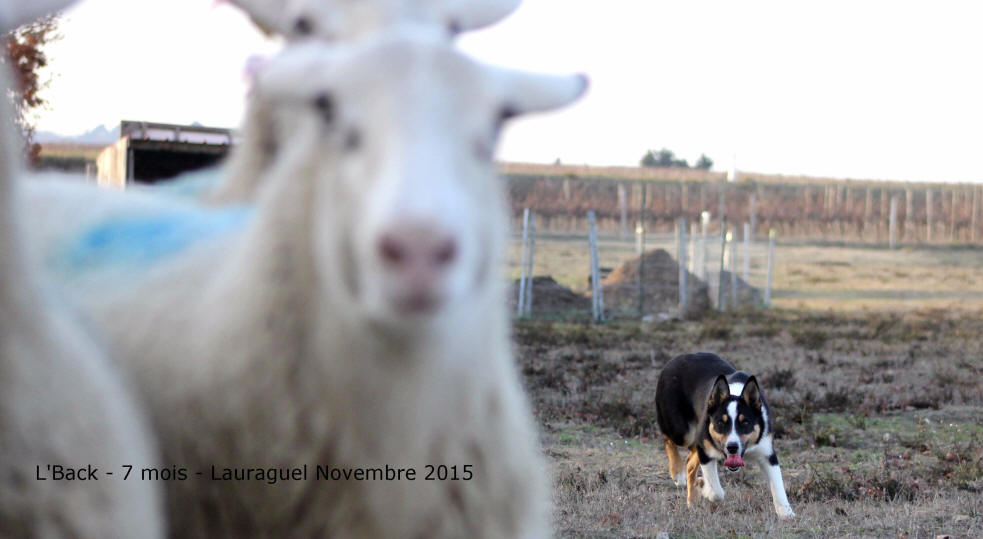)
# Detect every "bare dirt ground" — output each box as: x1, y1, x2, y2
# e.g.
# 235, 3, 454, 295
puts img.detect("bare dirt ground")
514, 310, 983, 537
